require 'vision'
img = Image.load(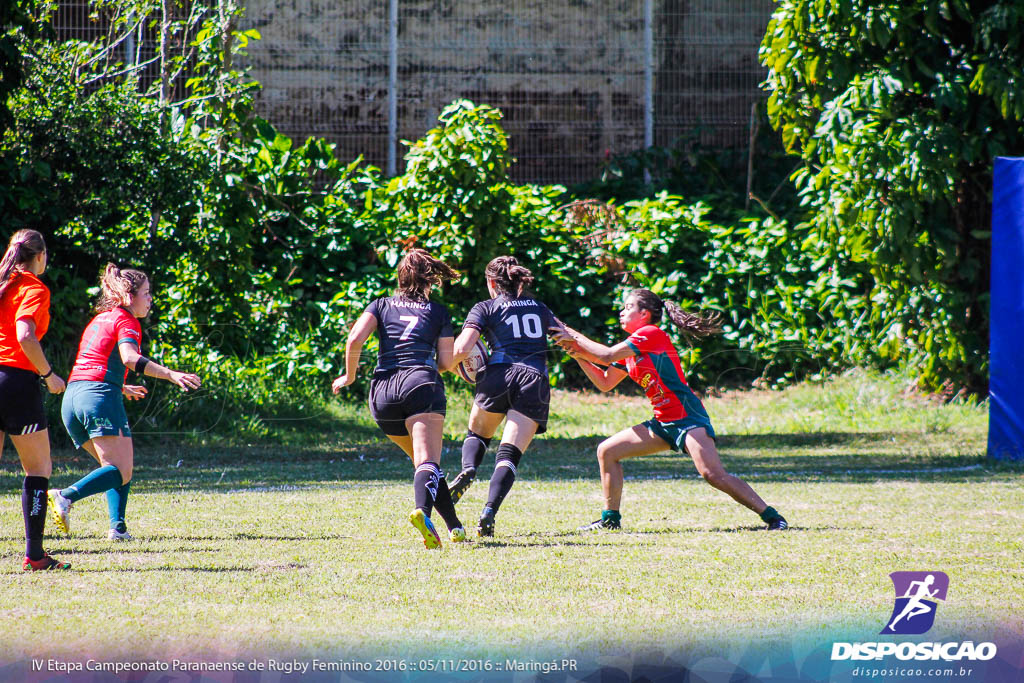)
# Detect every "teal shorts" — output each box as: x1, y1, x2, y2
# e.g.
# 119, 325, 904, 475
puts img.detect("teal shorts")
61, 381, 131, 449
644, 415, 716, 454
